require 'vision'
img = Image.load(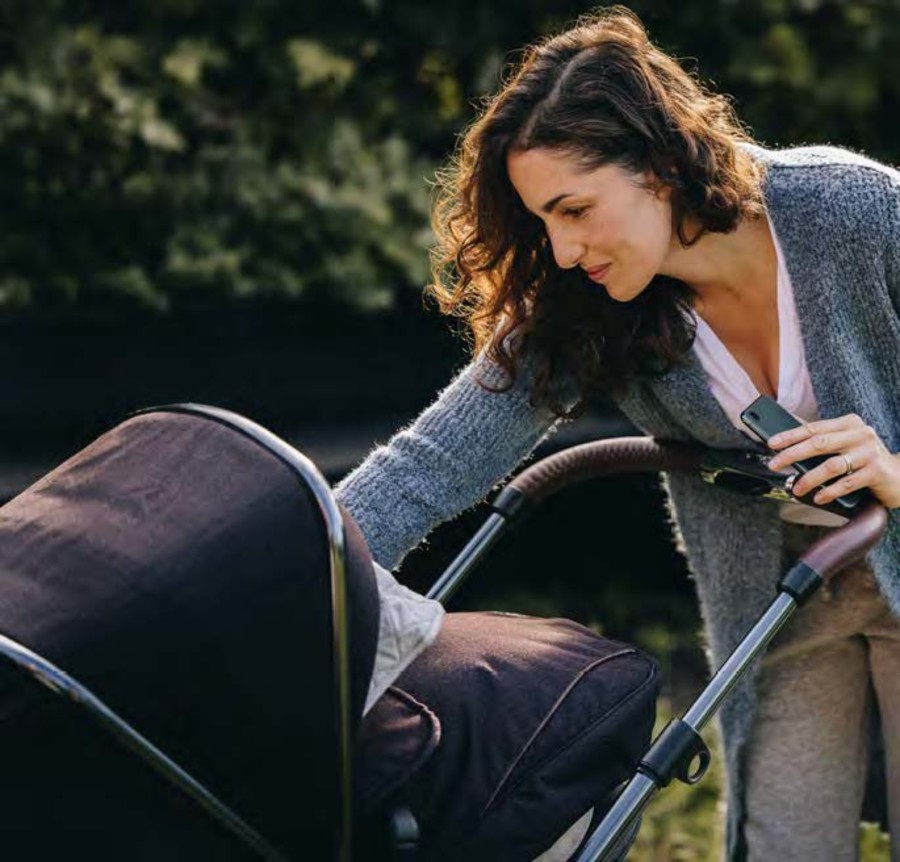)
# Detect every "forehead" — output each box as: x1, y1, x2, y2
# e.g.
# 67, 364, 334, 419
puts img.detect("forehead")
507, 148, 583, 194
506, 148, 632, 210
